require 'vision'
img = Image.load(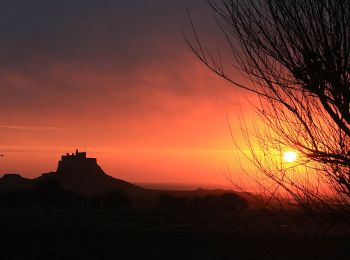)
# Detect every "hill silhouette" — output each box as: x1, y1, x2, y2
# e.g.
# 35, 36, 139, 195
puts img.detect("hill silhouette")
0, 174, 33, 191
0, 150, 250, 210
0, 150, 142, 194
